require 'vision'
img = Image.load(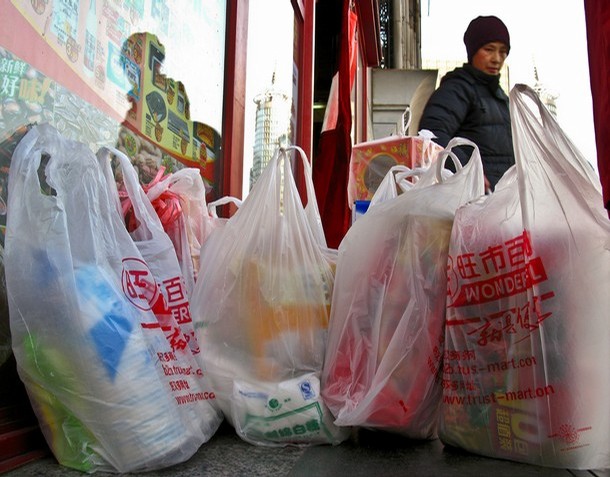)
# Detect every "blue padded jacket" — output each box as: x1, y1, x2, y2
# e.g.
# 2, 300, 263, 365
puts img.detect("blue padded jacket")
418, 63, 515, 190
